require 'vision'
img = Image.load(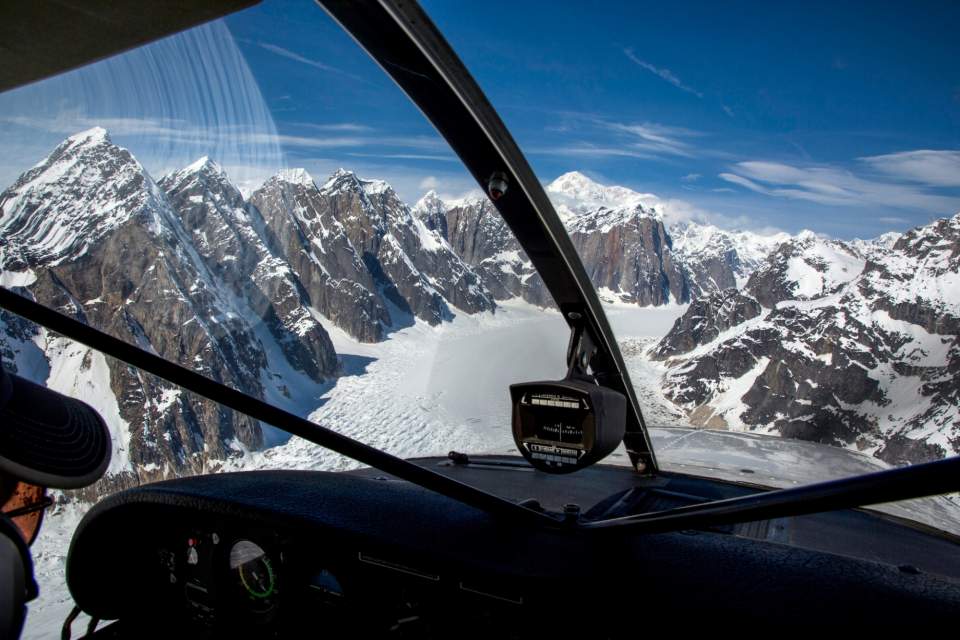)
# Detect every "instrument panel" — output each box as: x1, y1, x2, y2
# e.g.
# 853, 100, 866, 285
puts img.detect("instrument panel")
126, 515, 529, 638
66, 466, 960, 637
